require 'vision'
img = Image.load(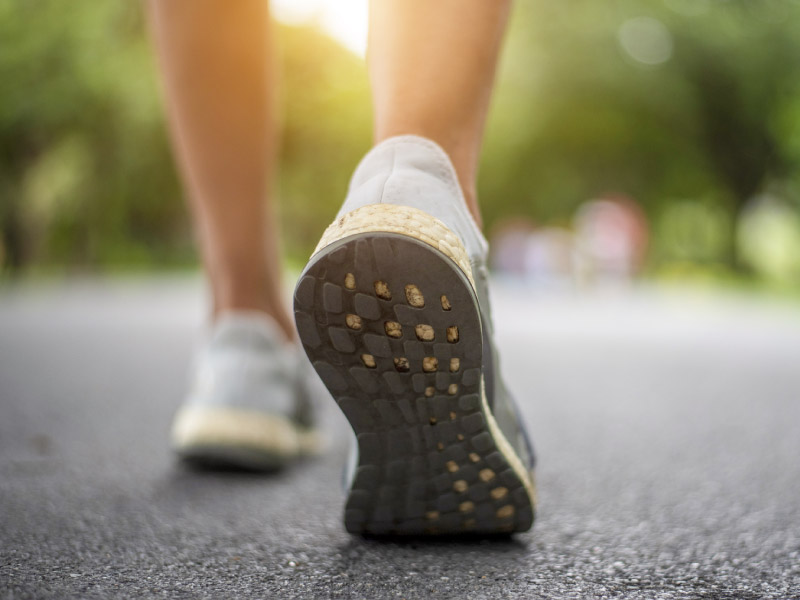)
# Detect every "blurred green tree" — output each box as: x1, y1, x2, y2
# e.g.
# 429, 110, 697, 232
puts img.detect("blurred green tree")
0, 1, 185, 271
1, 0, 798, 279
0, 0, 370, 273
482, 0, 800, 272
275, 23, 371, 265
